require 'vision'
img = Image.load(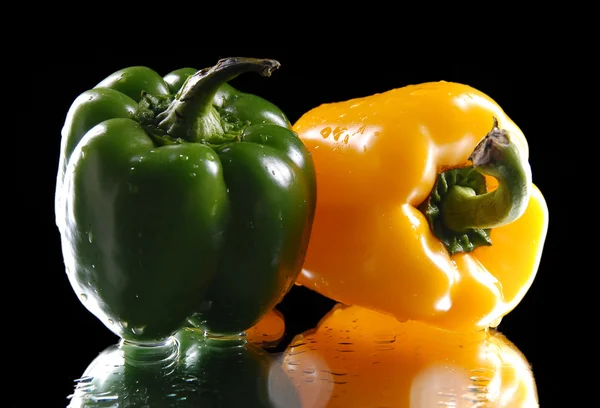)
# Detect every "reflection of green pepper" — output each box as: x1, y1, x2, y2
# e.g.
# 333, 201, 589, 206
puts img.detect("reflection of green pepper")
68, 328, 301, 407
56, 58, 317, 342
